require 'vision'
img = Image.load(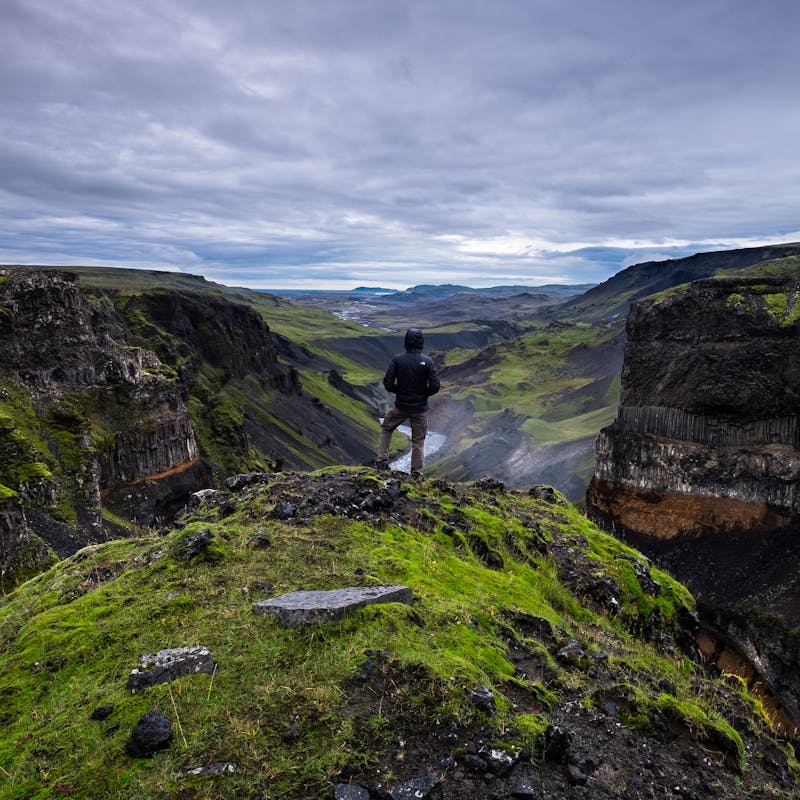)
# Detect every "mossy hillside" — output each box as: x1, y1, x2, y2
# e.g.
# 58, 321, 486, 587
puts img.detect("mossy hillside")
441, 322, 620, 443
728, 255, 800, 284
0, 383, 94, 526
96, 286, 379, 475
74, 268, 382, 387
248, 293, 375, 346
0, 470, 789, 799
